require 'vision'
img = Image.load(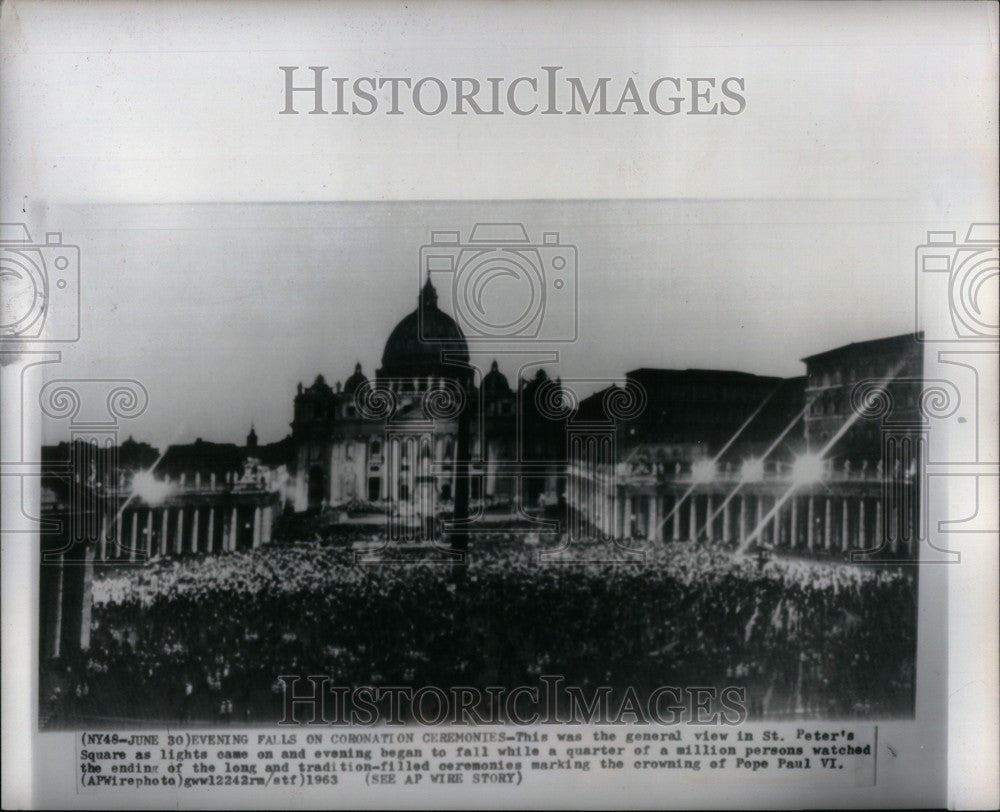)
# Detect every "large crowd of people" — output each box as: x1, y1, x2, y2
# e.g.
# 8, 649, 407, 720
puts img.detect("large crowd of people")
44, 532, 916, 726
